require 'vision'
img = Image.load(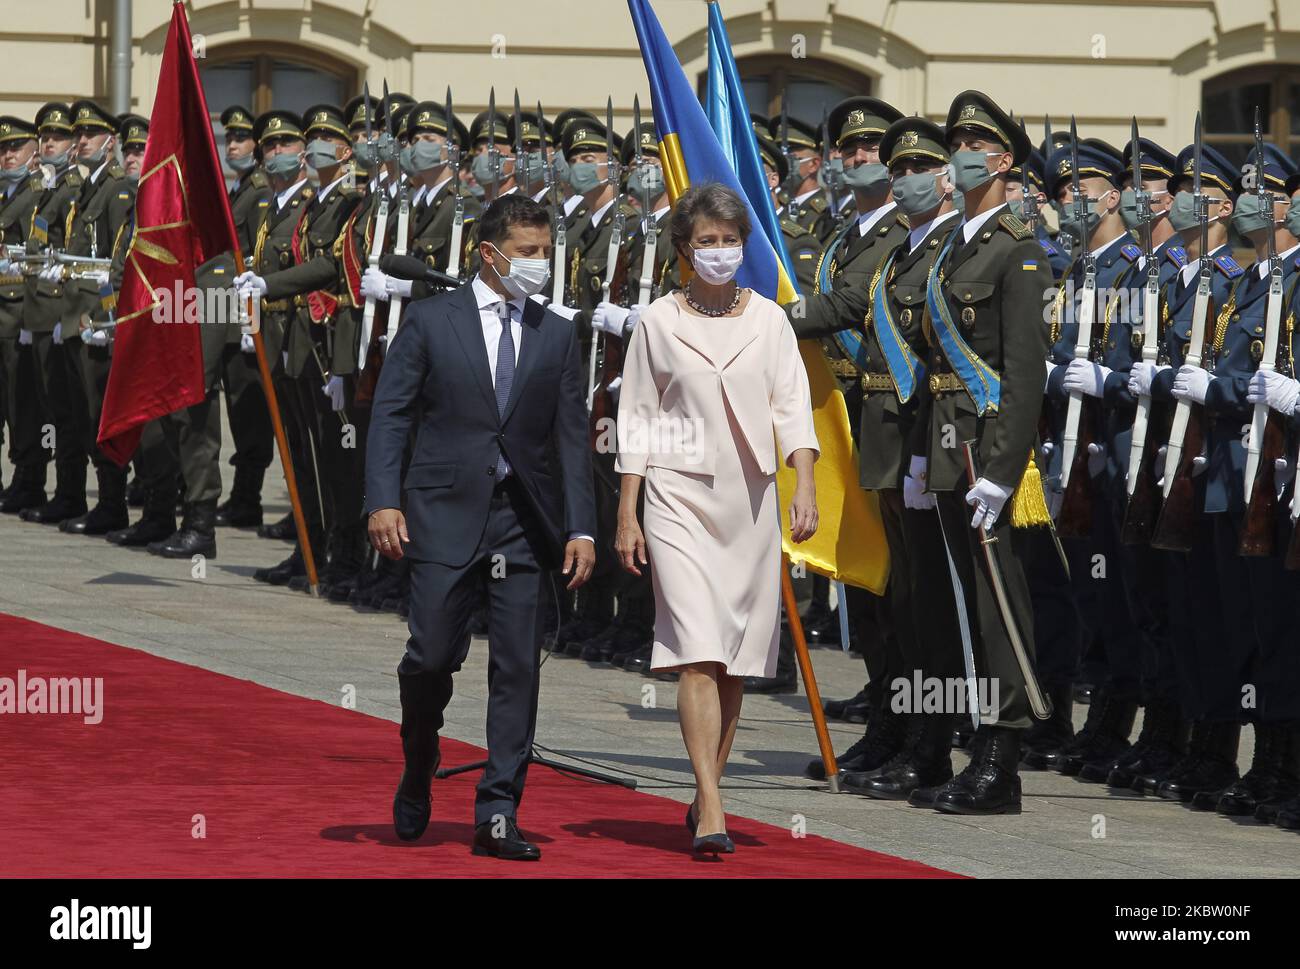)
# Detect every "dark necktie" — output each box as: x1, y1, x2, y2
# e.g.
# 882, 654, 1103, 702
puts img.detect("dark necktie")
494, 302, 517, 478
